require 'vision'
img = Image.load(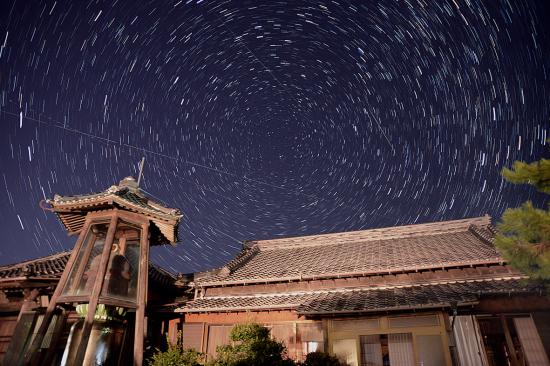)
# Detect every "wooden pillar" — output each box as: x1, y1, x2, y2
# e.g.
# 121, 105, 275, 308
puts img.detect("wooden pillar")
201, 322, 206, 353
73, 213, 119, 366
168, 318, 181, 345
203, 325, 210, 361
42, 309, 68, 365
501, 314, 519, 366
293, 321, 298, 360
134, 222, 150, 366
69, 232, 97, 293
25, 219, 92, 365
322, 319, 329, 353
